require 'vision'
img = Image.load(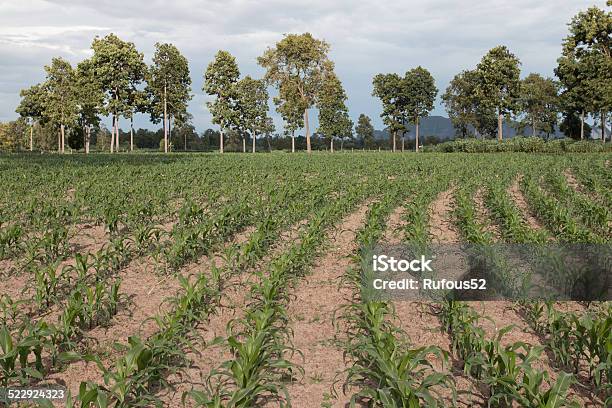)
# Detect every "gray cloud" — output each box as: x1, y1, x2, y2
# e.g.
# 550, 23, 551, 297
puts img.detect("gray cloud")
0, 0, 606, 132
